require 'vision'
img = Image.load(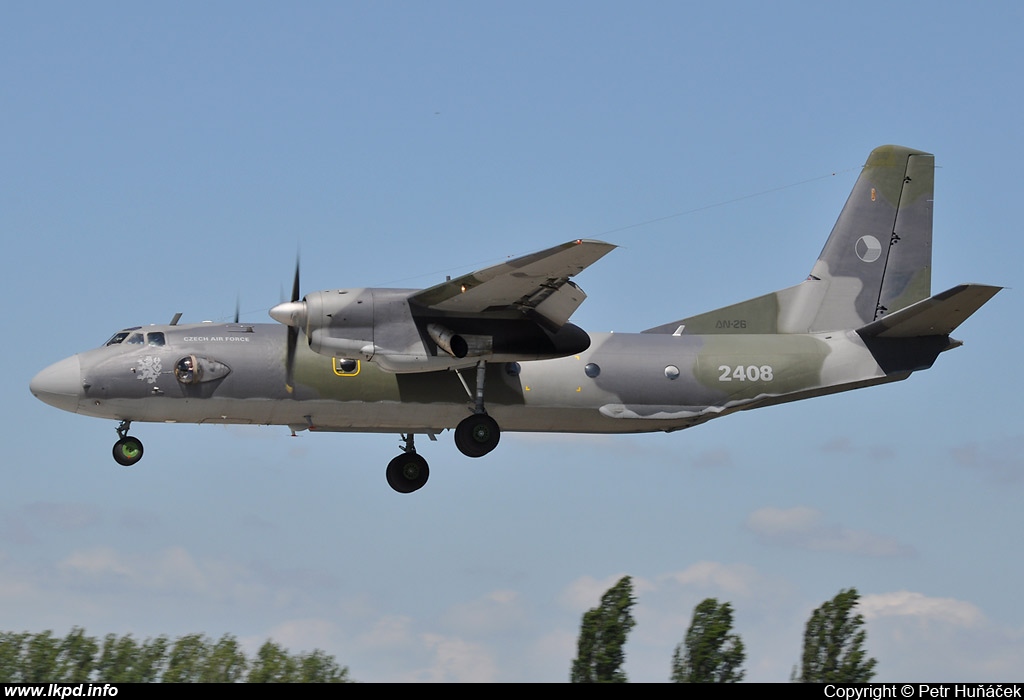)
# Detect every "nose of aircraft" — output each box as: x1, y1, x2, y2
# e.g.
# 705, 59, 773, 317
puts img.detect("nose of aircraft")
29, 355, 83, 413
